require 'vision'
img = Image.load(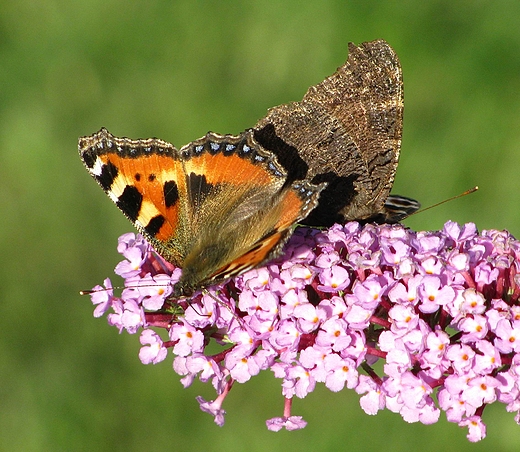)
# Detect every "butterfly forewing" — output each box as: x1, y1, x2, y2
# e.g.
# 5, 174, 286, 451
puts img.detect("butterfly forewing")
79, 128, 189, 265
